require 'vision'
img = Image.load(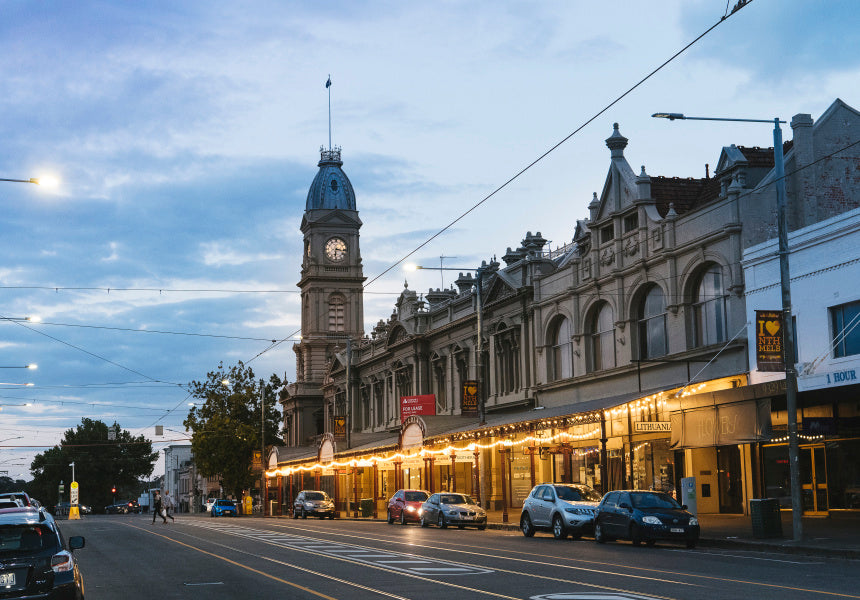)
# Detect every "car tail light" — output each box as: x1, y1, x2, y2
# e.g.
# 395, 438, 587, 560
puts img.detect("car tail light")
51, 550, 74, 573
